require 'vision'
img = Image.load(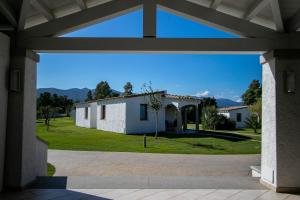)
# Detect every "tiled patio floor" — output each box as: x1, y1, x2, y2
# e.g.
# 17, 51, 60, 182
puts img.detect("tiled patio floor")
1, 189, 300, 200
